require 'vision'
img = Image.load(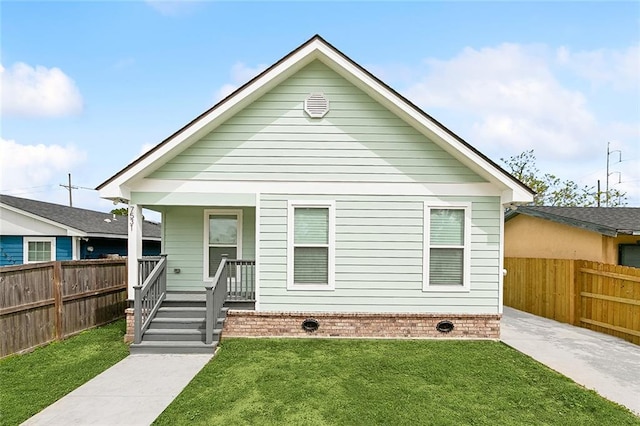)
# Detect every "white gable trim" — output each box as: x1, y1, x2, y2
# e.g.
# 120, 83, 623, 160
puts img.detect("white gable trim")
0, 203, 86, 237
98, 37, 533, 205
